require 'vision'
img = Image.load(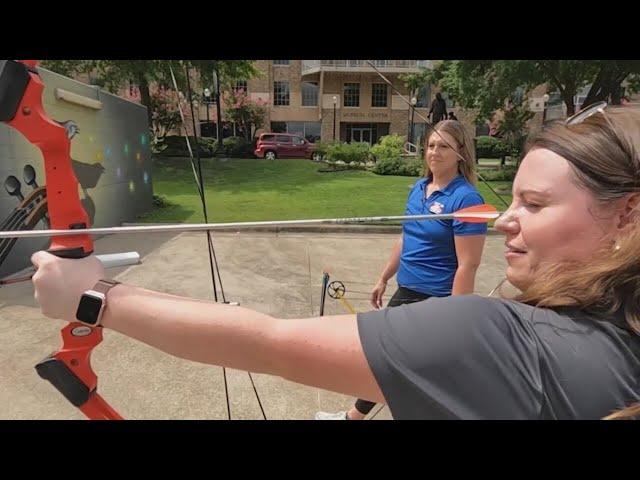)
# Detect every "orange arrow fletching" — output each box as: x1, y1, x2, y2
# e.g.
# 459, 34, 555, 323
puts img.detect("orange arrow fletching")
452, 204, 500, 223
